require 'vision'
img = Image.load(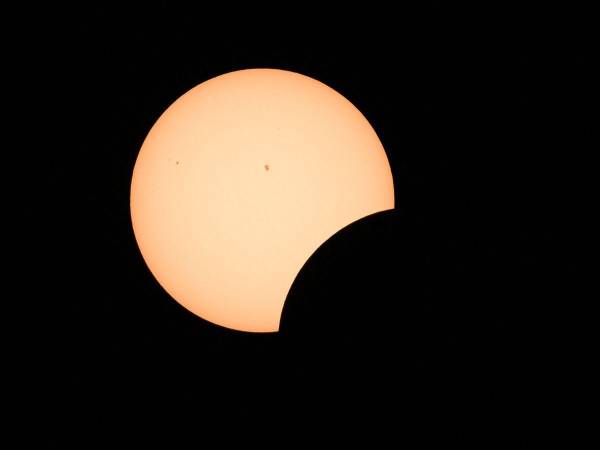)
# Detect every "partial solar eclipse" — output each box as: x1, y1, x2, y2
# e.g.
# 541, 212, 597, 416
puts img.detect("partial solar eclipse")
130, 69, 394, 332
